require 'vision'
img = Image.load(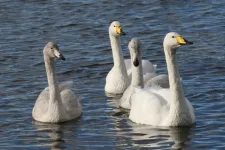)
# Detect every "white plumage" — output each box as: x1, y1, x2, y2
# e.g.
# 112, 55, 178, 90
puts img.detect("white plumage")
120, 38, 169, 110
32, 42, 82, 123
129, 32, 196, 126
105, 21, 155, 97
